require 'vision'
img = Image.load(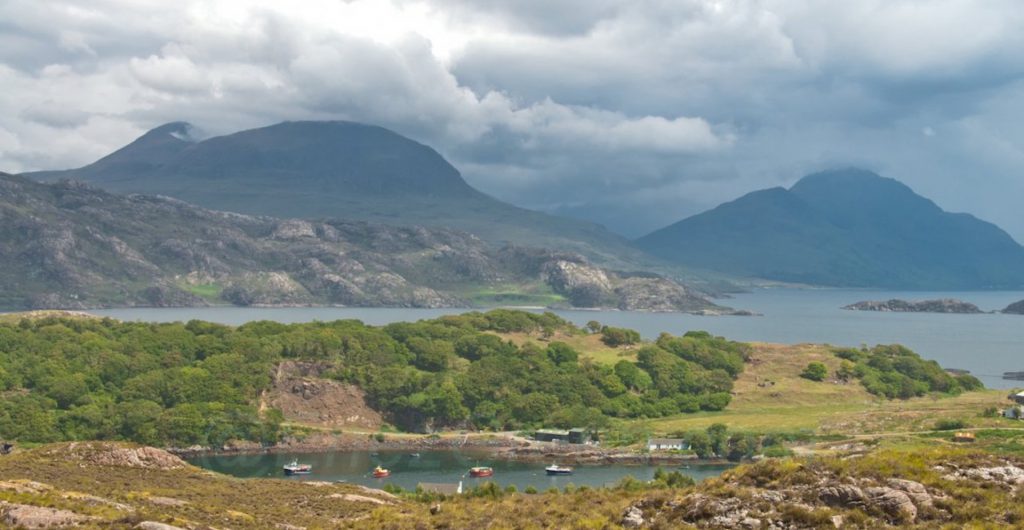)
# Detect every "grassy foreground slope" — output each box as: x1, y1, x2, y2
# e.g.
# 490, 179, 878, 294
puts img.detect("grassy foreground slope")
3, 442, 1024, 528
